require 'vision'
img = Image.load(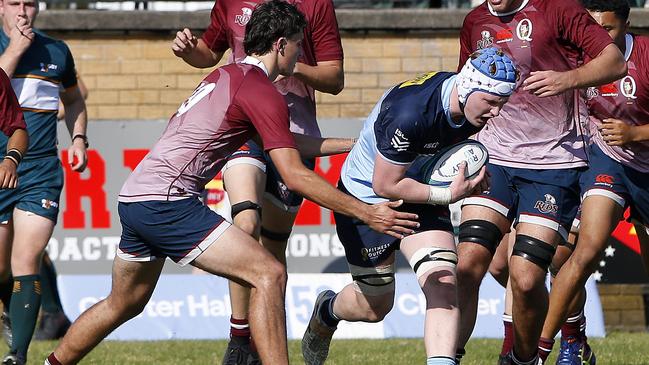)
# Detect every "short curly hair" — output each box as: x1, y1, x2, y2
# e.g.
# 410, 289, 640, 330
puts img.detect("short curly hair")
244, 0, 307, 56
